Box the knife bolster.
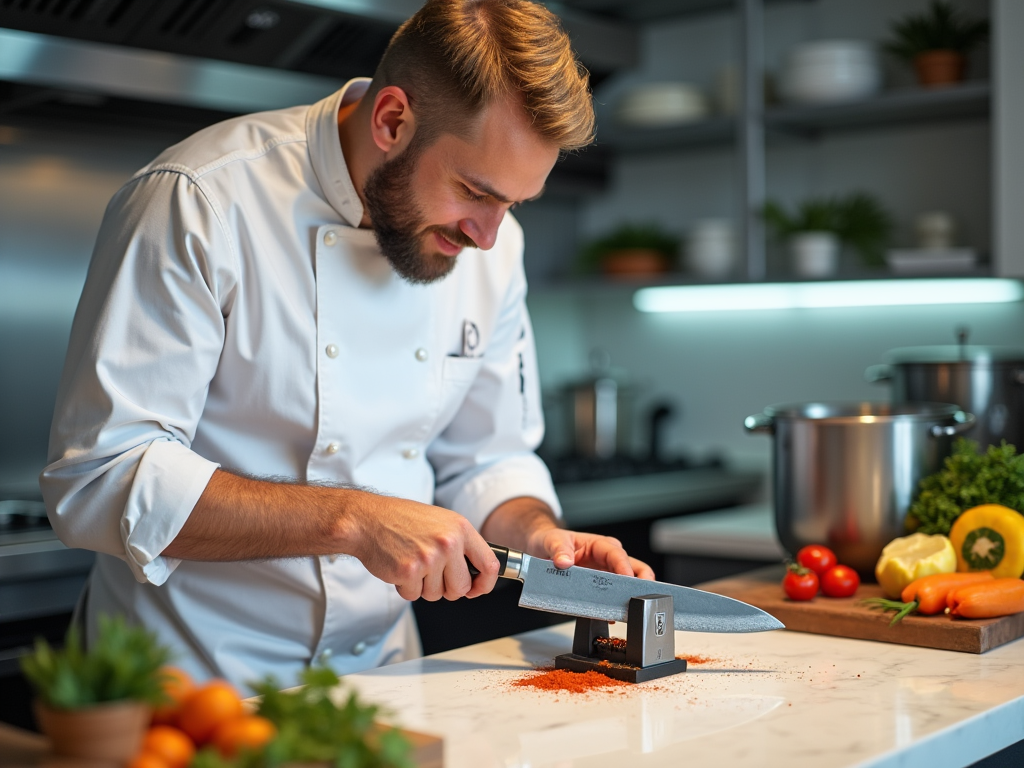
[555,595,688,683]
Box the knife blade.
[469,543,783,633]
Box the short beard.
[362,142,476,285]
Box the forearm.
[480,496,560,555]
[162,469,372,560]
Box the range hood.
[0,1,637,110]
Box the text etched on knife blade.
[545,567,571,577]
[591,575,612,590]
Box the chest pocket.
[433,356,484,434]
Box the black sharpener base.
[554,595,689,684]
[555,652,688,683]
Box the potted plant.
[21,614,172,761]
[885,1,989,88]
[762,193,893,278]
[577,223,680,279]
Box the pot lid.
[765,401,965,421]
[884,345,1024,364]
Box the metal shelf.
[598,82,991,154]
[597,116,735,152]
[766,81,991,138]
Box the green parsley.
[191,666,412,768]
[906,439,1024,535]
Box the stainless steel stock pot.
[867,345,1024,451]
[745,402,975,574]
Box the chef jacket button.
[326,442,340,454]
[415,348,428,362]
[323,230,337,247]
[318,649,332,663]
[326,343,339,359]
[351,641,367,656]
[402,448,419,459]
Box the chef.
[39,0,653,692]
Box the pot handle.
[744,413,774,435]
[930,411,976,438]
[865,364,893,384]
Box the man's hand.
[525,528,655,580]
[343,496,501,602]
[481,496,655,580]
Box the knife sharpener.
[555,594,688,683]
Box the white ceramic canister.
[686,218,736,277]
[789,231,840,277]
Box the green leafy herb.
[576,222,680,274]
[20,614,172,710]
[762,193,893,266]
[906,439,1024,535]
[885,1,989,61]
[191,666,412,768]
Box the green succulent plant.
[762,193,893,267]
[885,1,989,60]
[20,614,172,710]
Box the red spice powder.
[511,667,631,693]
[677,655,716,664]
[593,635,627,651]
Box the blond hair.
[368,0,595,152]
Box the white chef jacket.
[39,79,560,693]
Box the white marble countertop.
[651,503,787,561]
[343,619,1024,768]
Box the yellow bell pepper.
[949,504,1024,578]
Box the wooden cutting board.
[700,566,1024,654]
[0,721,442,768]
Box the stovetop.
[0,499,54,545]
[546,454,724,485]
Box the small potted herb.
[577,223,680,279]
[20,614,172,761]
[762,193,893,277]
[885,1,989,88]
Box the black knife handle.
[466,542,509,577]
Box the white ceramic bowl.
[616,82,709,127]
[779,40,881,105]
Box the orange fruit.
[127,752,171,768]
[140,726,196,768]
[152,667,196,726]
[211,715,277,758]
[177,681,244,745]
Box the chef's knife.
[468,543,784,633]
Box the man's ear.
[369,86,416,155]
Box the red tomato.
[783,564,819,601]
[796,544,838,576]
[821,565,860,597]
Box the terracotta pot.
[913,50,965,87]
[34,699,152,761]
[600,248,670,279]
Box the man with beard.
[41,0,653,691]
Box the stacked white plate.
[616,82,709,127]
[779,40,881,105]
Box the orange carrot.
[901,572,994,614]
[863,572,994,625]
[947,579,1024,619]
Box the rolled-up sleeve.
[40,169,234,585]
[428,235,560,531]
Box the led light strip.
[633,279,1024,313]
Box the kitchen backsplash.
[528,286,1024,470]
